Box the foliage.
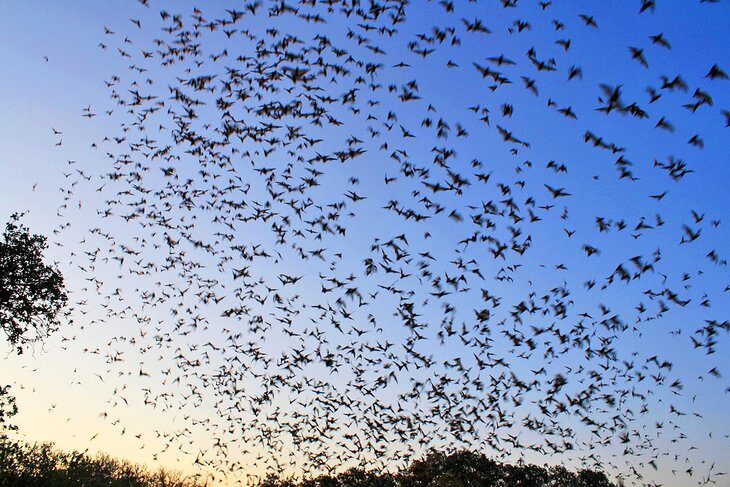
[0,213,67,436]
[0,212,67,354]
[0,438,204,487]
[0,439,616,487]
[262,450,615,487]
[0,385,17,440]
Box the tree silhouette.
[0,385,17,440]
[0,212,67,354]
[0,439,616,485]
[0,439,203,487]
[0,212,67,435]
[260,450,616,487]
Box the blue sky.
[1,1,730,485]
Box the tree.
[0,213,67,436]
[257,449,617,486]
[0,438,204,486]
[0,385,18,440]
[0,213,67,354]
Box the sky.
[1,0,730,485]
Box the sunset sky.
[1,1,729,485]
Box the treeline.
[0,438,203,487]
[263,450,616,487]
[0,439,616,487]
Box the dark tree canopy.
[261,450,616,487]
[0,438,203,487]
[0,213,67,354]
[0,439,617,487]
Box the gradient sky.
[1,1,730,486]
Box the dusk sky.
[1,1,729,485]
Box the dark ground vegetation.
[0,441,615,487]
